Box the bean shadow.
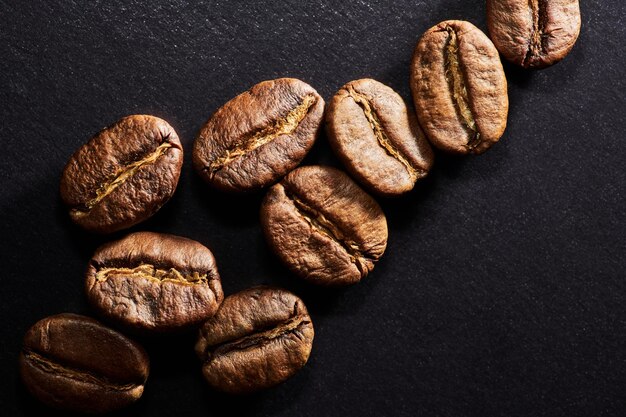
[300,127,343,169]
[189,169,266,229]
[502,60,536,90]
[196,364,312,416]
[137,331,199,378]
[54,194,108,260]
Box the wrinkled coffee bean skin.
[487,0,581,69]
[19,314,149,414]
[86,232,223,332]
[410,20,508,155]
[326,78,434,196]
[193,78,324,192]
[195,287,314,394]
[60,115,183,234]
[261,166,388,286]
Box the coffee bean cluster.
[20,1,581,413]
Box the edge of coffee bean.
[19,313,149,414]
[195,286,314,394]
[85,231,224,333]
[410,19,509,155]
[260,165,388,286]
[486,0,582,69]
[192,78,325,193]
[60,114,184,234]
[326,78,434,197]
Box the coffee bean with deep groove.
[195,286,314,394]
[85,232,223,333]
[260,165,388,286]
[410,20,509,155]
[19,314,149,414]
[487,0,581,69]
[60,115,183,234]
[326,78,434,196]
[192,78,325,192]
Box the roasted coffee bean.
[261,166,388,286]
[193,78,324,192]
[60,115,183,234]
[195,286,314,394]
[86,232,223,332]
[19,314,149,414]
[487,0,581,69]
[410,20,508,155]
[326,78,434,196]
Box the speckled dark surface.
[1,1,625,416]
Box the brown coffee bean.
[326,78,434,196]
[60,115,183,234]
[85,232,223,332]
[19,314,149,414]
[192,78,324,192]
[261,166,388,286]
[195,286,314,394]
[487,0,581,69]
[410,20,509,155]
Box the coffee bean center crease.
[201,310,310,362]
[95,264,209,285]
[444,26,481,149]
[23,350,141,391]
[205,95,317,178]
[346,87,421,181]
[283,186,373,276]
[524,0,548,65]
[72,141,175,215]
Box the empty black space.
[1,1,625,416]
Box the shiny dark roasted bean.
[195,287,314,394]
[261,166,388,286]
[19,314,149,414]
[85,232,223,332]
[60,115,183,234]
[410,20,508,155]
[192,78,325,192]
[326,78,434,197]
[487,0,581,69]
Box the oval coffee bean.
[261,165,388,286]
[326,78,434,196]
[410,20,508,155]
[487,0,581,69]
[20,314,149,414]
[60,115,183,234]
[86,232,223,332]
[193,78,324,192]
[195,286,314,394]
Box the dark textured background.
[1,1,625,416]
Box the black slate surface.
[1,1,625,416]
